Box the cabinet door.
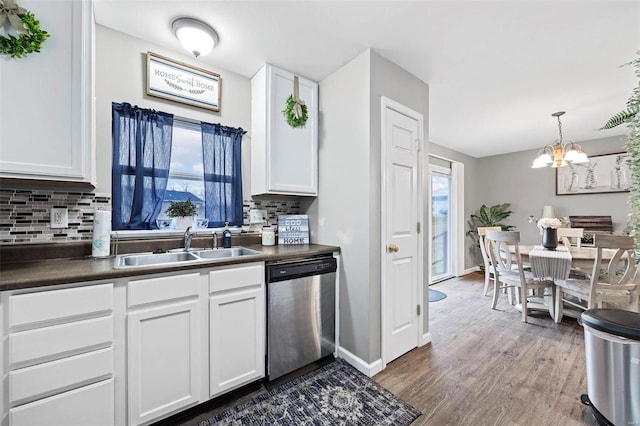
[251,64,318,196]
[127,300,201,425]
[267,66,318,195]
[0,0,93,183]
[210,286,264,397]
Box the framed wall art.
[556,152,629,195]
[146,52,221,111]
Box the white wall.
[309,49,429,365]
[307,50,372,362]
[95,25,251,194]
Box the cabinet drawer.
[128,273,201,308]
[9,378,114,426]
[9,316,113,367]
[209,263,264,293]
[9,347,113,405]
[9,283,114,328]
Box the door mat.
[429,288,447,302]
[197,358,421,425]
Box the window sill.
[111,227,246,240]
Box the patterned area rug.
[198,359,420,425]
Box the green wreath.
[0,5,50,59]
[283,94,309,128]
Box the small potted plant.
[166,198,198,229]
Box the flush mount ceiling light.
[531,111,589,168]
[171,17,218,58]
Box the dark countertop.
[0,243,340,291]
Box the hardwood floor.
[374,271,597,426]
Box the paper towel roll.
[92,210,112,257]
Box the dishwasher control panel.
[267,256,337,283]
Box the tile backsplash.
[0,188,302,244]
[0,189,111,244]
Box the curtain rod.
[173,114,247,134]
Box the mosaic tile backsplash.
[0,188,301,244]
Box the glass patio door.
[430,166,452,283]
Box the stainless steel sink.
[114,251,200,269]
[193,247,262,259]
[114,247,262,269]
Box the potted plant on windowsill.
[166,198,198,230]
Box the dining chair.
[557,227,590,278]
[554,234,638,323]
[485,230,556,323]
[557,227,584,248]
[478,226,502,296]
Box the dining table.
[514,244,620,272]
[509,244,623,321]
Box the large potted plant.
[166,198,198,230]
[601,52,640,258]
[466,203,515,264]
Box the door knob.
[387,244,399,253]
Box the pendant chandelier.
[531,111,589,168]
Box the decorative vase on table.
[542,227,558,250]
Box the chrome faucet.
[184,226,194,251]
[212,231,218,249]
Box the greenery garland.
[0,10,49,58]
[602,52,640,258]
[283,94,308,128]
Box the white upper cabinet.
[251,64,318,196]
[0,0,94,185]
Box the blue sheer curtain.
[201,123,245,227]
[112,102,174,230]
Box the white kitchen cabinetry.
[251,64,318,196]
[1,283,115,426]
[126,273,203,426]
[0,0,94,184]
[209,262,265,397]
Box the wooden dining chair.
[557,227,584,248]
[554,234,639,323]
[478,226,502,296]
[485,231,556,323]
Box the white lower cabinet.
[2,262,267,426]
[1,282,115,426]
[126,273,203,426]
[210,286,265,397]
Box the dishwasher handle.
[267,257,337,283]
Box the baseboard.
[461,266,480,275]
[421,331,432,346]
[337,346,383,377]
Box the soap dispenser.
[223,222,232,248]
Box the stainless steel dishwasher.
[266,255,337,381]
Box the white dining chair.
[557,227,584,248]
[485,230,556,323]
[478,226,502,296]
[554,234,639,323]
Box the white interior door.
[382,97,423,365]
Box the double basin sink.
[114,247,262,269]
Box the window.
[111,102,244,231]
[161,123,206,219]
[429,164,452,283]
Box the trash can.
[581,309,640,426]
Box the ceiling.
[93,1,639,158]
